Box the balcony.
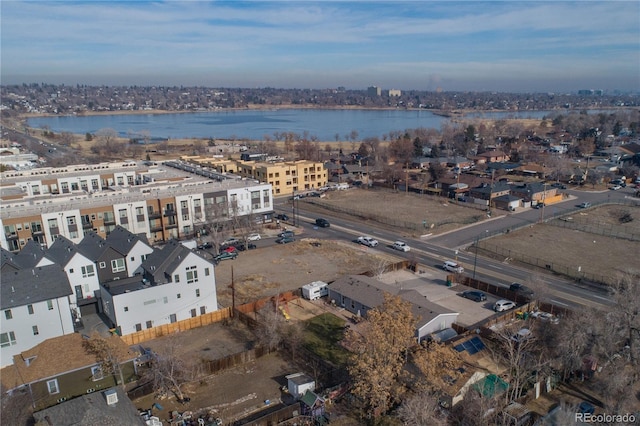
[165,223,178,229]
[163,209,176,217]
[5,233,18,241]
[82,220,93,229]
[103,217,116,225]
[150,225,163,232]
[148,211,161,219]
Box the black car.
[197,242,213,250]
[461,290,487,302]
[275,213,289,221]
[510,283,534,297]
[315,218,330,228]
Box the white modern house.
[0,264,74,367]
[100,240,218,335]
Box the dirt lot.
[213,238,395,307]
[480,205,640,282]
[302,188,489,235]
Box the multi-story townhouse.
[1,160,274,252]
[0,264,74,367]
[100,240,218,336]
[104,226,154,276]
[77,232,130,284]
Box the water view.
[28,109,555,142]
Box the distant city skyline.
[1,1,639,93]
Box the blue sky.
[1,1,639,93]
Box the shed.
[286,373,315,399]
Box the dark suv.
[315,218,330,228]
[510,283,534,298]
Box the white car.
[357,236,378,247]
[493,299,516,312]
[610,185,622,191]
[443,260,464,273]
[391,241,410,252]
[247,233,261,241]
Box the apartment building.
[185,157,328,196]
[0,160,274,252]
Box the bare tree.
[82,333,126,387]
[255,301,287,350]
[345,293,416,418]
[397,391,446,426]
[146,336,194,402]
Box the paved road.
[275,187,639,310]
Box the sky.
[1,1,639,93]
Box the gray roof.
[77,231,115,261]
[33,387,146,426]
[329,275,456,329]
[1,264,72,310]
[105,225,150,255]
[142,240,210,284]
[471,181,511,195]
[0,247,20,271]
[46,235,84,266]
[11,240,47,269]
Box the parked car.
[222,246,237,253]
[214,251,238,263]
[510,283,534,297]
[391,241,410,252]
[530,311,559,324]
[578,202,592,208]
[221,237,239,246]
[276,236,295,244]
[461,290,486,302]
[533,203,544,209]
[197,242,213,250]
[610,185,622,191]
[443,260,464,273]
[278,230,294,238]
[275,214,289,221]
[357,236,379,247]
[551,182,567,189]
[247,233,261,241]
[577,401,595,415]
[315,218,330,228]
[494,299,516,312]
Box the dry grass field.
[303,188,489,235]
[478,205,640,283]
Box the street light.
[472,230,489,280]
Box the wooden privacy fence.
[201,345,275,375]
[120,307,232,345]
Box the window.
[135,323,142,332]
[130,256,134,261]
[124,307,129,312]
[66,216,76,226]
[196,289,200,297]
[27,304,34,315]
[111,258,126,273]
[186,270,198,284]
[174,274,180,283]
[146,321,153,329]
[170,314,177,323]
[69,268,75,274]
[32,326,39,336]
[47,379,59,395]
[205,268,210,276]
[163,297,168,304]
[177,293,181,299]
[191,309,197,318]
[119,209,127,218]
[0,331,16,348]
[200,306,206,315]
[91,366,103,381]
[81,265,95,278]
[47,300,54,310]
[99,261,106,269]
[4,310,12,320]
[135,206,144,216]
[48,218,58,229]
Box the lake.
[28,109,554,142]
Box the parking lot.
[377,270,502,327]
